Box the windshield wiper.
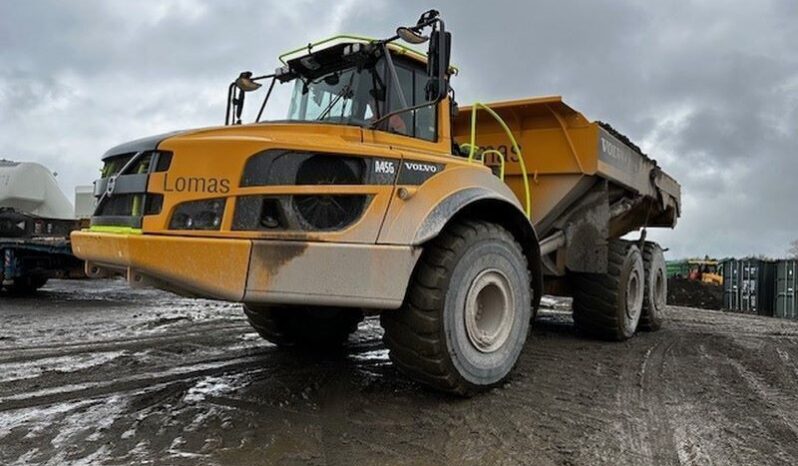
[317,71,357,121]
[316,84,353,121]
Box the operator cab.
[282,44,437,141]
[224,10,453,146]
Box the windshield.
[241,52,432,138]
[285,63,385,126]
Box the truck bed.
[452,96,681,239]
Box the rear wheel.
[571,240,644,341]
[380,220,532,396]
[243,305,363,348]
[640,242,666,331]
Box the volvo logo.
[403,162,438,173]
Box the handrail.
[481,150,506,180]
[467,103,532,218]
[462,144,506,181]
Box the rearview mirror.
[397,27,429,44]
[235,71,262,92]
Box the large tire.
[6,275,48,296]
[242,305,363,348]
[380,220,532,396]
[640,242,666,331]
[571,240,644,341]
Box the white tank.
[0,160,75,220]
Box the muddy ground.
[1,280,798,465]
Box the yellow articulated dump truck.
[72,10,680,395]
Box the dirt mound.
[668,278,723,310]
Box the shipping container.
[721,258,776,316]
[775,260,798,320]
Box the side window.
[386,60,437,141]
[414,72,436,141]
[388,65,414,136]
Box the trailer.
[0,161,87,295]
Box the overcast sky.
[1,0,796,259]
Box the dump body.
[453,97,680,240]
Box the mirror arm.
[250,73,275,81]
[225,72,277,125]
[255,76,278,122]
[234,88,245,124]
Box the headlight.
[169,199,226,230]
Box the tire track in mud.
[0,321,251,363]
[629,335,679,465]
[0,353,272,412]
[662,316,798,465]
[0,332,388,413]
[4,282,798,465]
[710,336,798,461]
[493,316,640,464]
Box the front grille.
[93,193,163,217]
[96,194,137,217]
[92,151,172,227]
[101,151,172,178]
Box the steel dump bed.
[453,96,681,239]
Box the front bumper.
[71,231,420,309]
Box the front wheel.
[381,220,532,396]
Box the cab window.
[386,59,437,142]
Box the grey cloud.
[1,0,796,258]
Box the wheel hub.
[464,269,515,353]
[626,266,644,320]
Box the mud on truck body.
[72,10,680,395]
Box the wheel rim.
[464,269,515,353]
[626,266,644,320]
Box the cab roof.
[279,35,458,75]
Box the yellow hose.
[467,103,531,218]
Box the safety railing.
[466,103,532,218]
[460,144,507,182]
